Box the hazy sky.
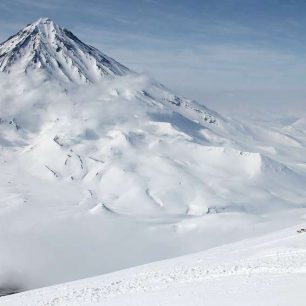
[0,0,305,115]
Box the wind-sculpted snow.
[0,19,306,294]
[0,71,306,292]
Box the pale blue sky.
[1,0,305,115]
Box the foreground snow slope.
[1,224,306,306]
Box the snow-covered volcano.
[0,18,220,126]
[0,18,129,83]
[0,18,306,296]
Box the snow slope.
[1,225,306,305]
[0,18,306,295]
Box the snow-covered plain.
[0,18,306,303]
[1,225,306,305]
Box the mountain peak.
[35,17,53,24]
[24,17,59,40]
[0,18,129,83]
